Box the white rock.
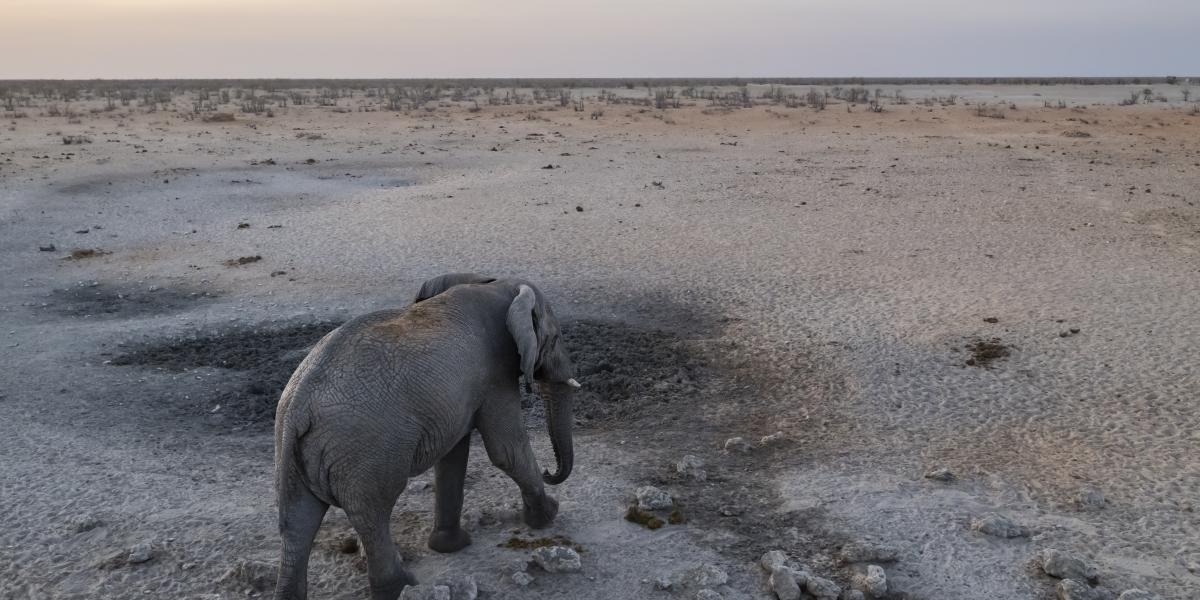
[760,431,786,445]
[724,437,752,453]
[670,563,729,589]
[532,546,582,573]
[852,565,887,598]
[636,485,675,511]
[127,543,153,564]
[432,573,478,600]
[970,513,1029,538]
[1040,549,1098,583]
[923,467,955,482]
[769,566,801,600]
[676,455,707,481]
[761,550,790,572]
[511,572,534,586]
[803,574,842,600]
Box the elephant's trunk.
[541,383,574,485]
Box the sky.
[1,0,1196,79]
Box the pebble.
[761,550,790,572]
[924,467,955,482]
[769,566,801,600]
[511,572,534,586]
[532,546,582,573]
[68,513,103,533]
[432,573,478,600]
[1039,549,1098,583]
[852,565,887,598]
[1057,578,1111,600]
[636,485,675,511]
[667,563,729,590]
[695,590,723,600]
[803,574,842,600]
[1077,487,1106,511]
[970,513,1029,538]
[127,542,153,564]
[1116,590,1156,600]
[676,455,707,481]
[760,431,786,446]
[724,437,752,453]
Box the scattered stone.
[803,574,842,600]
[432,573,478,600]
[769,566,802,600]
[924,467,955,482]
[531,546,581,573]
[971,513,1029,538]
[983,317,999,323]
[1116,590,1155,600]
[718,505,742,517]
[1057,578,1112,600]
[673,563,729,589]
[636,485,675,511]
[724,437,752,453]
[1077,487,1106,510]
[399,584,451,600]
[761,550,790,572]
[237,222,250,229]
[676,455,707,481]
[127,542,153,564]
[760,431,786,446]
[837,542,899,564]
[68,513,103,533]
[695,590,723,600]
[574,205,583,211]
[852,565,887,598]
[511,572,534,586]
[1039,549,1098,583]
[219,559,276,592]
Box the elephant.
[272,273,580,600]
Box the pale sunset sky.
[1,0,1196,79]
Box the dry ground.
[1,87,1198,599]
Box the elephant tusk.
[566,378,582,388]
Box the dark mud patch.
[42,282,219,319]
[965,338,1011,368]
[498,534,584,553]
[110,321,341,422]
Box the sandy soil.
[1,86,1198,600]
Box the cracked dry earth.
[1,88,1199,599]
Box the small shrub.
[203,113,236,122]
[62,135,92,145]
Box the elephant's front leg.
[478,401,559,529]
[427,434,473,553]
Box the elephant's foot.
[427,527,472,553]
[523,494,559,529]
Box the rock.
[1057,579,1113,600]
[1077,487,1106,510]
[841,591,866,600]
[804,574,842,600]
[769,566,802,600]
[676,455,707,481]
[760,431,786,446]
[924,467,955,482]
[837,542,899,564]
[970,513,1029,538]
[761,550,790,572]
[68,513,103,533]
[127,543,153,564]
[432,573,478,600]
[409,480,431,491]
[695,590,723,600]
[399,585,451,600]
[670,563,729,589]
[219,559,276,592]
[1116,590,1156,600]
[511,572,534,586]
[852,565,887,598]
[532,546,581,573]
[1039,549,1098,583]
[636,485,675,511]
[724,437,752,453]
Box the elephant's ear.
[506,284,539,389]
[414,272,496,303]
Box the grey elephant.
[272,273,580,600]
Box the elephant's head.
[414,273,579,485]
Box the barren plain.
[1,83,1198,599]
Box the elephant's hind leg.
[274,482,329,600]
[428,433,473,553]
[343,483,416,600]
[477,402,559,529]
